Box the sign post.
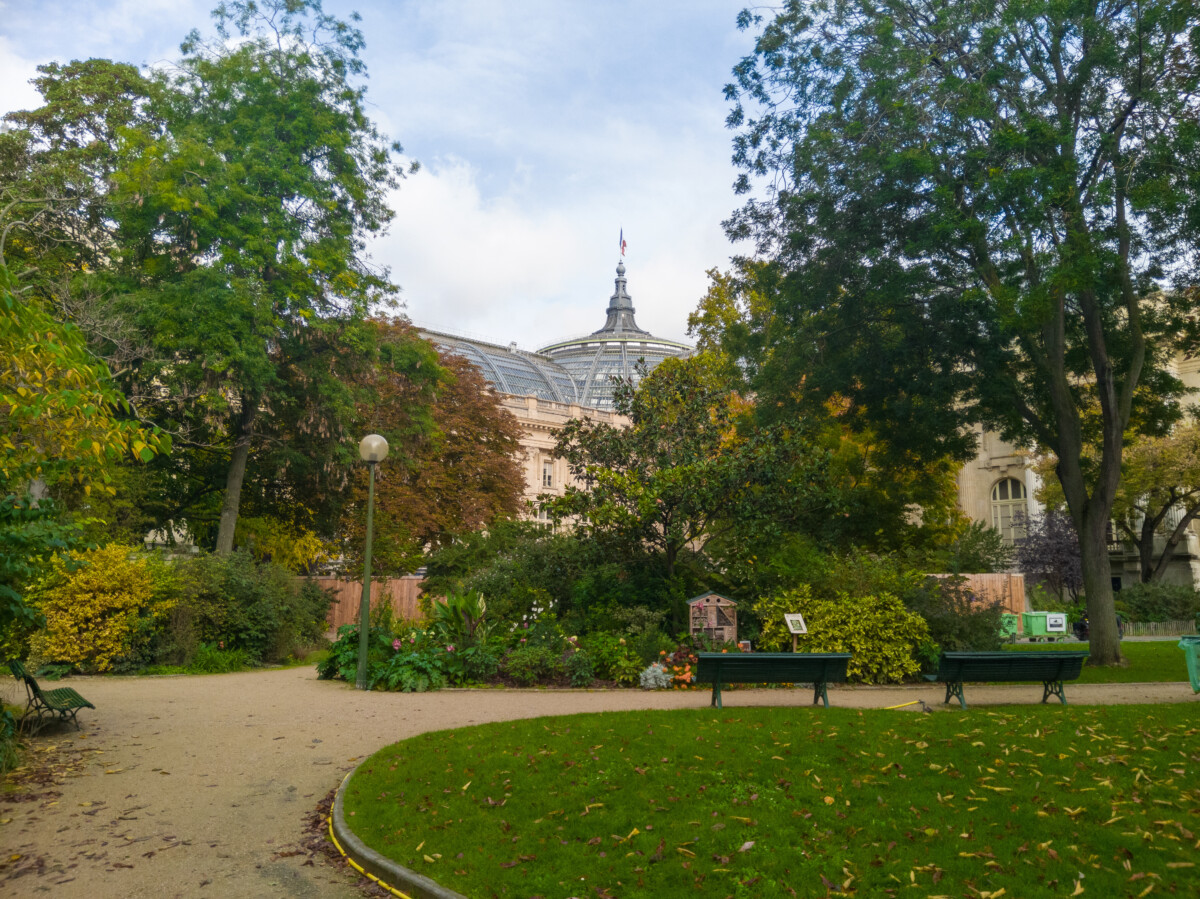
[784,613,808,653]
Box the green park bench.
[925,651,1089,709]
[693,652,853,709]
[7,660,95,732]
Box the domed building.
[536,261,692,411]
[420,260,692,515]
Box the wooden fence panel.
[315,575,426,634]
[930,572,1028,631]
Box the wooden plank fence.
[316,575,425,635]
[1121,619,1198,637]
[930,572,1028,630]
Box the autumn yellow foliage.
[29,545,175,672]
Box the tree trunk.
[215,398,258,555]
[1079,512,1122,665]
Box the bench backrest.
[937,651,1087,682]
[695,652,852,684]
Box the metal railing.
[1121,619,1198,637]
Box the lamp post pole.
[356,434,388,691]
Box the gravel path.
[2,668,1196,898]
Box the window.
[542,460,554,488]
[991,477,1028,545]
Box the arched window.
[991,477,1028,545]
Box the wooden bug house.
[688,593,738,645]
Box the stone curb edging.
[332,764,468,899]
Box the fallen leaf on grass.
[738,841,754,853]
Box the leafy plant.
[754,588,930,684]
[565,649,594,687]
[189,642,254,673]
[28,544,174,672]
[501,644,561,686]
[612,650,644,686]
[317,624,394,682]
[429,590,490,650]
[374,650,447,693]
[1116,583,1200,623]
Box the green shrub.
[753,588,930,684]
[565,649,594,686]
[189,642,254,673]
[612,650,643,686]
[579,632,626,679]
[172,552,332,664]
[904,576,1004,653]
[317,624,394,682]
[1116,583,1200,623]
[501,644,561,685]
[374,650,447,693]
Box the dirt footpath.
[2,668,1196,899]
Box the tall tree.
[339,323,525,575]
[112,0,410,553]
[547,353,831,628]
[722,0,1200,663]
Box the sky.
[0,0,759,350]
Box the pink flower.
[392,639,402,650]
[446,644,455,653]
[218,641,225,650]
[410,635,416,643]
[520,638,526,644]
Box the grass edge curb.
[332,764,468,899]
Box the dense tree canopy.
[1,0,432,555]
[719,0,1200,663]
[547,353,833,628]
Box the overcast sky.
[0,0,757,349]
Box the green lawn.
[343,706,1199,898]
[1004,640,1190,683]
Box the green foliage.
[922,521,1014,575]
[188,642,254,674]
[501,644,562,686]
[373,650,447,693]
[28,544,174,672]
[548,353,833,628]
[902,577,1004,654]
[0,708,17,775]
[173,552,332,664]
[1115,583,1200,624]
[317,624,394,682]
[754,589,930,684]
[721,0,1200,665]
[565,649,594,687]
[428,590,490,651]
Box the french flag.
[619,228,627,256]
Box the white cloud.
[0,36,45,116]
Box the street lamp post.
[356,433,389,690]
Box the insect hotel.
[688,593,738,645]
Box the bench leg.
[943,680,967,709]
[711,678,722,709]
[812,680,829,708]
[1042,680,1067,705]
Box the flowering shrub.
[663,648,698,689]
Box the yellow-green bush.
[29,545,175,672]
[753,587,930,684]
